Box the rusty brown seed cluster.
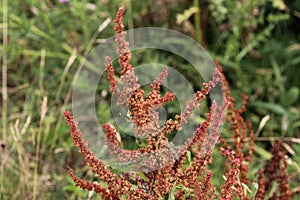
[64,7,292,200]
[255,139,292,200]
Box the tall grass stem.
[33,49,47,200]
[1,0,8,198]
[193,0,202,45]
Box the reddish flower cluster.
[219,148,243,199]
[64,7,293,200]
[64,111,151,199]
[217,61,255,188]
[255,138,292,200]
[64,7,227,199]
[113,7,133,75]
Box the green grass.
[1,1,122,199]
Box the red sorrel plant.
[64,7,292,200]
[255,138,292,200]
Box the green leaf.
[136,172,148,181]
[254,144,272,160]
[286,87,299,106]
[251,101,286,115]
[237,24,274,60]
[62,185,76,192]
[292,120,300,129]
[267,13,289,23]
[270,56,285,94]
[168,186,176,200]
[187,151,191,164]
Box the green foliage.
[208,0,290,73]
[1,0,299,199]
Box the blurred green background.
[1,0,299,199]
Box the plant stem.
[1,0,8,198]
[33,50,47,200]
[224,136,300,144]
[39,49,46,95]
[193,0,202,45]
[124,0,134,45]
[2,0,8,145]
[33,97,47,200]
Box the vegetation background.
[0,0,299,199]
